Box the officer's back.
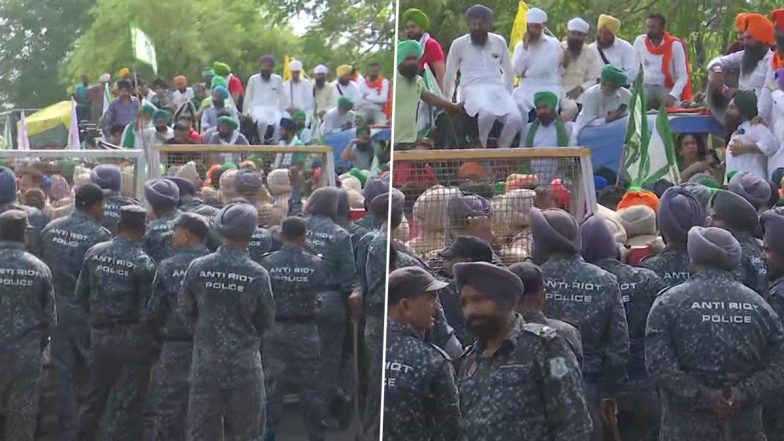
[142,179,182,263]
[305,187,355,290]
[91,163,140,235]
[0,166,50,256]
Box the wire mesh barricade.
[392,148,596,268]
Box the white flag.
[17,111,30,151]
[102,82,111,116]
[67,100,81,149]
[130,25,157,74]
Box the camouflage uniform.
[646,270,784,441]
[177,245,275,441]
[40,210,111,441]
[143,209,181,264]
[383,319,461,441]
[0,240,56,441]
[764,276,784,441]
[305,215,355,416]
[596,257,667,441]
[249,226,275,264]
[520,309,583,367]
[145,245,210,441]
[457,315,592,441]
[101,193,140,235]
[540,255,629,440]
[0,202,49,256]
[260,245,325,441]
[75,236,157,441]
[735,232,768,296]
[436,275,471,346]
[638,246,692,289]
[180,197,219,220]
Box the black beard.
[219,132,231,140]
[567,39,583,56]
[742,44,768,75]
[355,141,372,152]
[261,72,271,80]
[598,34,615,49]
[399,64,418,79]
[470,31,488,46]
[538,114,555,125]
[338,79,350,86]
[408,31,423,41]
[647,32,663,42]
[315,79,326,87]
[466,315,505,340]
[369,74,378,81]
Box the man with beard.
[561,18,601,104]
[759,9,784,125]
[633,14,692,107]
[244,55,285,143]
[444,4,523,148]
[725,90,777,180]
[403,8,446,91]
[521,91,574,147]
[341,125,377,171]
[320,97,356,134]
[762,207,784,441]
[512,8,563,119]
[333,64,360,108]
[356,62,390,124]
[281,59,314,126]
[588,14,637,83]
[205,115,250,146]
[395,40,461,150]
[200,86,239,134]
[572,66,630,141]
[708,13,774,100]
[455,261,592,441]
[312,65,334,119]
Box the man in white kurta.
[632,14,689,106]
[281,59,315,127]
[512,8,563,118]
[726,91,778,180]
[520,92,575,147]
[313,65,335,118]
[561,18,602,103]
[571,65,631,144]
[356,62,390,124]
[321,97,356,134]
[444,4,523,148]
[588,15,638,83]
[244,55,285,143]
[766,87,784,177]
[333,65,361,109]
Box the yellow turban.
[597,14,621,34]
[336,64,352,78]
[118,67,130,79]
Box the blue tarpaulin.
[577,114,724,172]
[323,127,391,169]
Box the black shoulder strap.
[598,46,611,65]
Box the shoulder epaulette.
[429,342,453,361]
[522,322,558,341]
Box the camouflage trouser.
[76,326,152,441]
[262,321,323,441]
[585,381,606,441]
[363,314,384,441]
[763,396,784,441]
[51,311,90,441]
[616,382,660,441]
[316,290,347,412]
[186,371,266,441]
[0,344,42,441]
[148,341,192,441]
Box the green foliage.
[399,0,784,90]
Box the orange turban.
[457,162,489,180]
[173,75,188,88]
[772,8,784,32]
[745,13,775,46]
[735,13,750,32]
[617,188,660,213]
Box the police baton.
[352,319,363,441]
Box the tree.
[0,0,96,108]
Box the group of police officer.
[384,179,784,441]
[0,163,392,441]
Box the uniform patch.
[549,357,568,379]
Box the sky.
[290,11,312,36]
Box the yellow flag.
[509,1,528,54]
[283,55,291,81]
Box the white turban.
[99,73,111,83]
[313,64,328,75]
[289,59,303,72]
[567,17,590,34]
[526,7,547,24]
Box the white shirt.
[632,35,689,99]
[767,90,784,177]
[444,33,515,100]
[521,119,574,147]
[356,77,390,112]
[726,120,777,180]
[757,62,779,125]
[171,87,194,109]
[321,108,356,134]
[561,41,602,93]
[512,36,563,88]
[572,84,632,141]
[588,38,638,81]
[244,73,285,113]
[282,78,315,114]
[708,50,772,97]
[333,81,360,108]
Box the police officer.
[455,261,592,441]
[233,170,275,262]
[0,210,56,441]
[384,266,460,441]
[581,215,667,441]
[353,177,388,238]
[0,166,49,256]
[146,213,211,441]
[260,217,325,441]
[40,183,111,441]
[509,261,583,366]
[645,226,784,440]
[75,205,157,441]
[143,178,181,263]
[164,176,219,220]
[90,164,140,234]
[304,187,356,421]
[762,207,784,441]
[178,202,275,441]
[710,190,768,295]
[530,207,629,441]
[436,235,494,345]
[640,186,707,288]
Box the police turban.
[658,186,707,245]
[710,190,759,233]
[90,164,122,192]
[144,178,180,210]
[454,262,523,310]
[688,226,741,271]
[761,207,784,258]
[216,202,258,241]
[0,167,16,204]
[164,176,195,197]
[728,171,771,210]
[580,215,620,263]
[531,208,582,256]
[306,187,339,220]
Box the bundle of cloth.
[407,185,461,255]
[491,189,536,262]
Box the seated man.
[572,65,631,143]
[165,123,197,145]
[205,115,249,146]
[521,91,574,147]
[321,97,356,134]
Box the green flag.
[642,103,680,186]
[130,25,157,74]
[623,72,649,185]
[416,63,441,140]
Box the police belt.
[365,303,385,317]
[91,318,139,329]
[276,315,316,323]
